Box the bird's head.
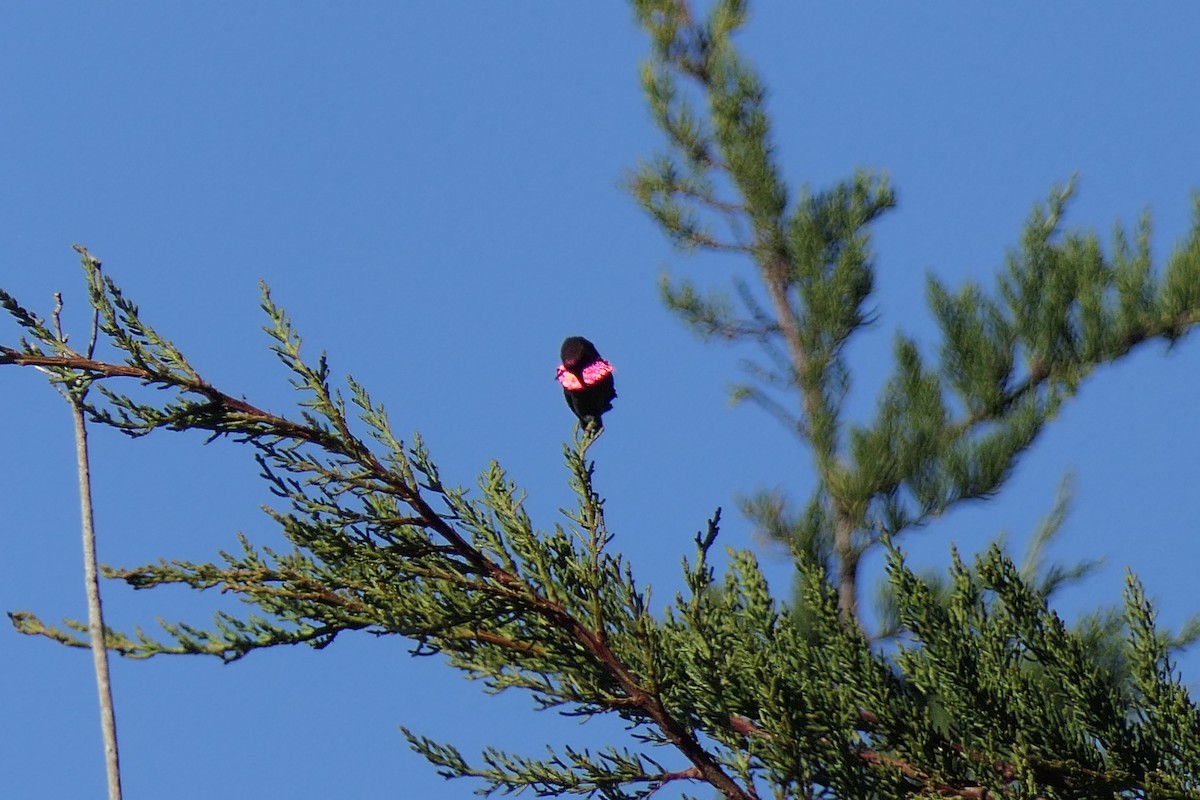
[560,336,600,371]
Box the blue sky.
[3,3,1199,797]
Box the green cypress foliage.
[6,1,1200,797]
[629,0,1200,633]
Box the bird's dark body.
[559,336,617,429]
[564,371,616,423]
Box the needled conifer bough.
[5,0,1200,797]
[629,0,1200,631]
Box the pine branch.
[630,1,898,627]
[3,259,761,800]
[8,264,1200,796]
[632,0,1200,636]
